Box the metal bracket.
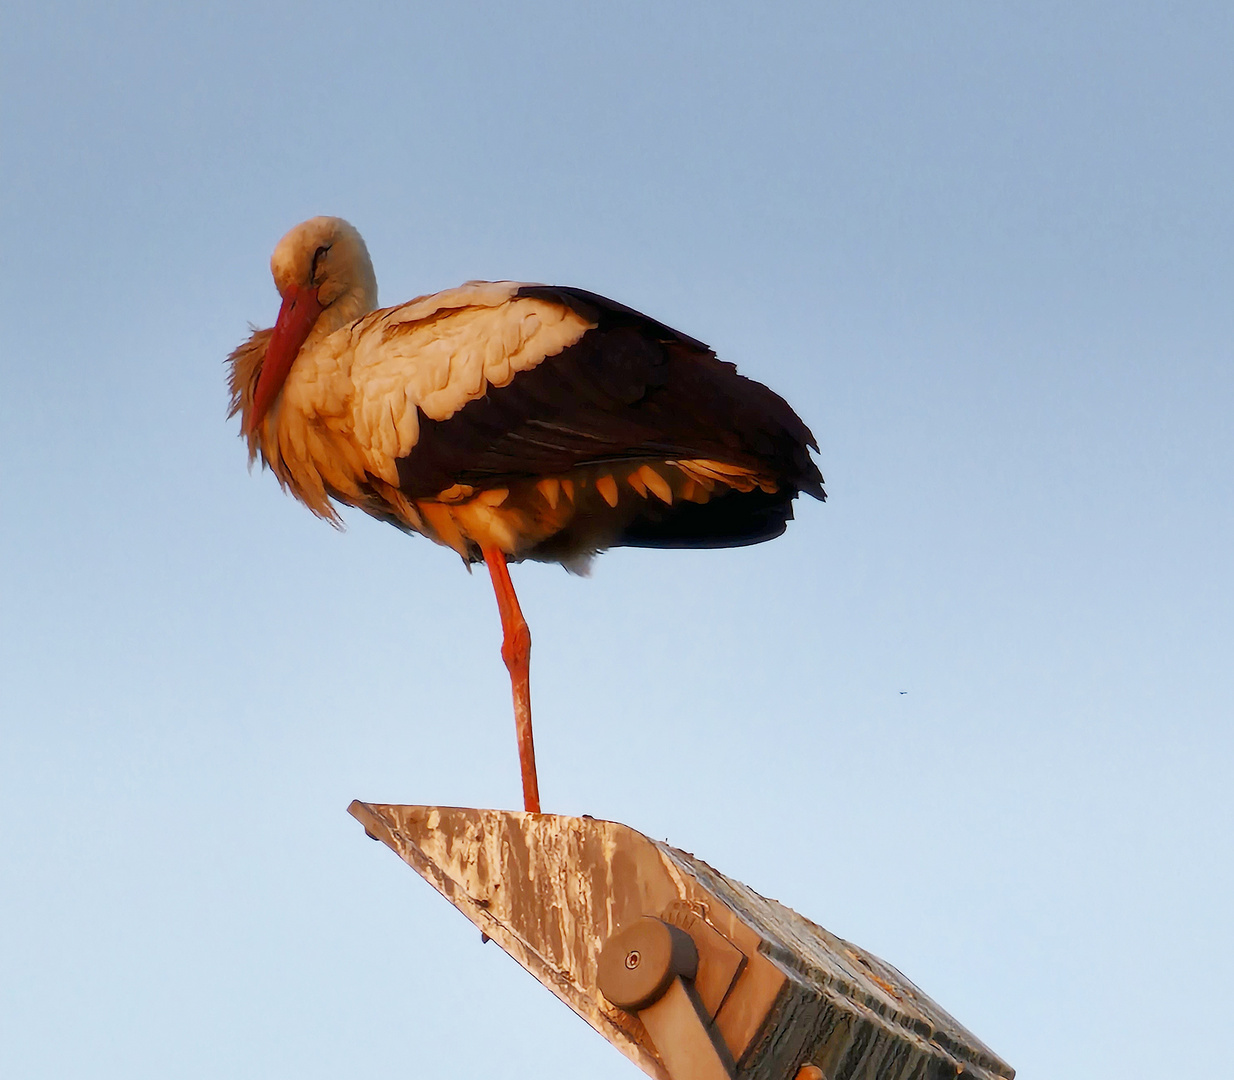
[598,917,735,1080]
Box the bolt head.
[624,949,641,969]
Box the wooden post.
[349,802,1014,1080]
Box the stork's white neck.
[307,279,377,345]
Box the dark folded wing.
[396,284,824,495]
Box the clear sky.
[2,3,1231,1078]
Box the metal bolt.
[624,949,641,969]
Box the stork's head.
[247,216,379,433]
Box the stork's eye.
[311,244,331,280]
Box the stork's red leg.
[481,545,541,813]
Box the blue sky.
[2,3,1231,1077]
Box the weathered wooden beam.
[349,802,1014,1080]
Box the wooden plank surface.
[349,802,1014,1080]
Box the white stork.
[228,216,825,812]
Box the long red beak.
[247,283,325,433]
